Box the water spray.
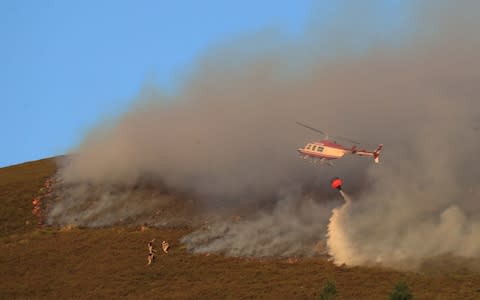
[327,176,355,265]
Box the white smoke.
[182,190,339,257]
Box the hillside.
[1,157,479,299]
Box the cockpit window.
[317,146,324,152]
[311,145,317,151]
[306,144,311,150]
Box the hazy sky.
[1,0,410,167]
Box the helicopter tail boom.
[353,144,383,163]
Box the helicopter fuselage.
[297,140,351,160]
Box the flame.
[31,177,56,225]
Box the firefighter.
[147,239,156,265]
[162,240,170,254]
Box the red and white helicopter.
[296,122,383,165]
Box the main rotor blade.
[330,135,362,145]
[295,121,326,136]
[296,121,369,145]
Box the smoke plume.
[48,1,480,268]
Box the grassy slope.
[0,158,57,236]
[0,158,479,299]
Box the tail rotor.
[373,144,383,163]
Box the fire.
[31,177,56,225]
[286,257,299,264]
[31,197,41,222]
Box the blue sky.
[1,0,411,167]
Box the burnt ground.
[1,158,480,299]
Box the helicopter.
[296,121,383,165]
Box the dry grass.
[1,157,479,299]
[0,158,57,236]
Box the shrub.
[389,280,414,300]
[319,279,337,300]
